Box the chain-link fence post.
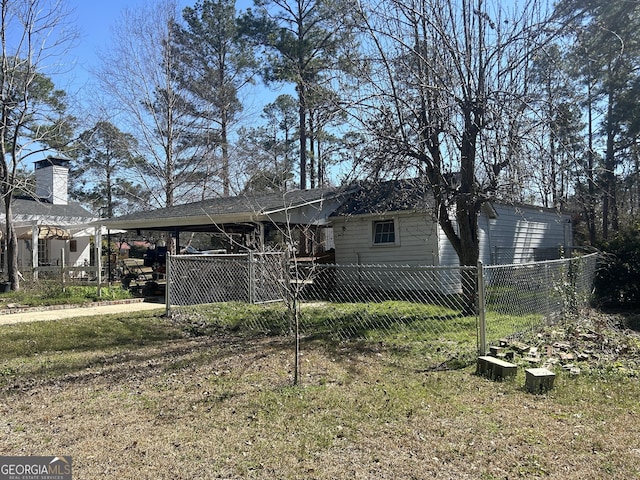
[248,251,255,304]
[477,261,487,356]
[567,255,577,314]
[165,253,172,316]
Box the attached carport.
[93,187,355,281]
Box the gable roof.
[330,178,569,221]
[5,197,97,226]
[99,187,354,232]
[331,178,433,217]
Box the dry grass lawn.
[1,310,639,479]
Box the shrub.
[594,223,640,309]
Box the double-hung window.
[373,219,396,245]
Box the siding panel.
[488,204,571,264]
[330,201,572,294]
[332,213,439,266]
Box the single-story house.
[100,178,572,268]
[1,156,99,276]
[325,178,572,296]
[99,178,573,298]
[330,178,572,267]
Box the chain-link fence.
[481,253,599,350]
[166,253,599,364]
[166,252,285,305]
[22,266,100,285]
[297,264,477,345]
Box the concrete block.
[477,356,517,381]
[525,367,556,394]
[489,345,503,356]
[511,341,530,353]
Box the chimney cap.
[34,155,71,170]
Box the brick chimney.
[34,155,70,205]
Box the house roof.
[330,178,433,217]
[329,178,570,221]
[98,177,563,235]
[99,187,353,232]
[6,197,97,226]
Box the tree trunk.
[456,106,481,314]
[221,94,231,196]
[4,200,20,291]
[586,81,597,245]
[308,113,316,189]
[603,88,617,240]
[456,195,480,315]
[298,84,307,190]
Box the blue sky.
[72,1,129,54]
[64,0,190,96]
[63,0,275,122]
[67,1,132,83]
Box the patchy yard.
[0,309,639,479]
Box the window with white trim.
[373,219,396,245]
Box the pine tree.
[172,0,257,196]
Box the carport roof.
[97,187,352,232]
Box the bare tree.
[347,0,556,311]
[93,0,209,210]
[0,0,77,290]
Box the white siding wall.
[48,239,67,265]
[332,212,439,266]
[35,165,68,205]
[438,225,459,267]
[488,204,571,264]
[330,202,572,294]
[478,211,493,265]
[48,238,92,266]
[332,213,444,293]
[436,211,491,266]
[437,204,571,266]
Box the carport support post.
[32,223,39,281]
[96,226,102,298]
[477,261,487,356]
